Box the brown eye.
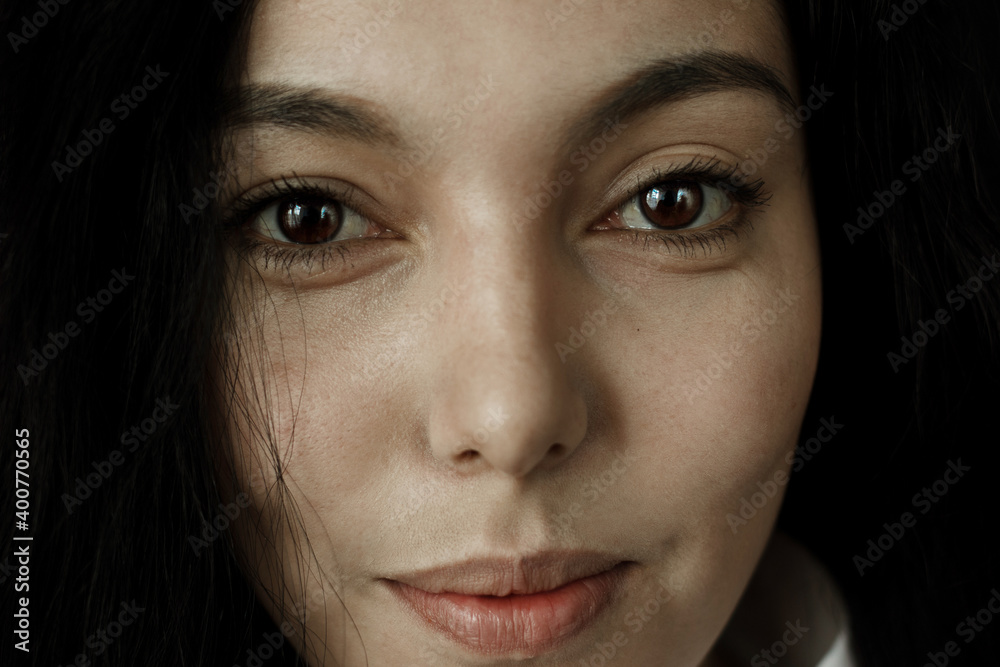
[639,182,704,229]
[277,197,343,244]
[249,187,373,247]
[620,178,733,232]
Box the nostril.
[457,450,480,462]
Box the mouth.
[383,552,636,656]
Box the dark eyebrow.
[221,83,405,148]
[222,50,795,156]
[562,50,797,151]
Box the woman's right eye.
[252,195,375,245]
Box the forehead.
[242,0,795,123]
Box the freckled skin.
[218,1,821,665]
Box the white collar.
[716,532,858,667]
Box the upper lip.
[385,551,627,596]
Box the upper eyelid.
[604,161,767,227]
[242,176,364,211]
[612,157,738,207]
[224,176,373,230]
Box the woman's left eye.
[617,180,733,231]
[252,196,374,245]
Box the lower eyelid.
[612,201,758,257]
[239,235,357,274]
[627,225,744,257]
[237,227,412,279]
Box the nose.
[423,227,588,478]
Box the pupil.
[641,182,703,229]
[279,198,342,244]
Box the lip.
[384,552,635,656]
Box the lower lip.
[387,562,633,656]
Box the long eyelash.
[220,173,366,231]
[221,173,368,273]
[222,157,772,271]
[613,156,772,258]
[231,236,355,274]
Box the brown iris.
[640,182,703,229]
[277,197,342,244]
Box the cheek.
[584,258,820,646]
[605,258,821,536]
[222,286,410,571]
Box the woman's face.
[220,0,821,664]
